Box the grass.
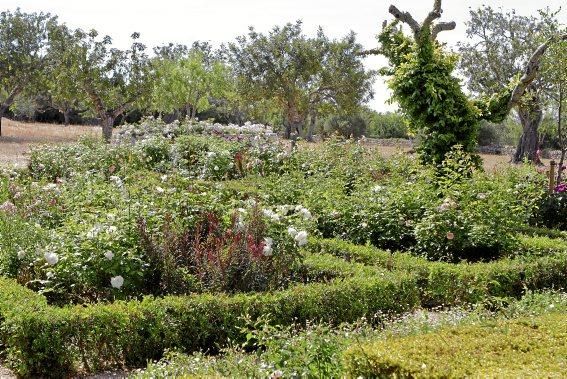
[0,118,101,167]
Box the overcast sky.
[3,0,566,112]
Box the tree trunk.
[557,84,564,184]
[101,115,115,143]
[306,109,317,142]
[63,108,72,127]
[0,107,6,137]
[512,103,543,164]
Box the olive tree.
[0,9,57,135]
[458,6,564,163]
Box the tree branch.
[508,34,567,110]
[388,5,420,37]
[422,0,443,30]
[357,48,382,56]
[431,21,456,39]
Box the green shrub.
[0,271,418,377]
[344,313,567,378]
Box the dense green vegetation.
[0,1,566,377]
[0,118,565,376]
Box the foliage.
[458,6,564,162]
[344,313,567,378]
[227,21,374,138]
[322,114,367,138]
[151,50,232,120]
[360,107,409,138]
[0,9,57,133]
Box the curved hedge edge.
[343,312,567,378]
[309,238,567,306]
[0,272,419,377]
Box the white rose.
[44,252,59,266]
[110,275,124,289]
[287,227,298,237]
[294,231,308,246]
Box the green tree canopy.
[72,29,152,141]
[226,21,374,139]
[0,9,57,135]
[151,49,232,120]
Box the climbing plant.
[364,0,566,167]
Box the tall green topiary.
[364,0,566,166]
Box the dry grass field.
[0,118,101,167]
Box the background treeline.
[0,8,564,148]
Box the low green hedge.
[311,238,567,306]
[1,237,566,377]
[0,271,418,377]
[344,313,567,377]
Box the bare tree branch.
[423,0,443,30]
[509,34,567,109]
[432,21,456,39]
[388,5,420,37]
[357,48,382,56]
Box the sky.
[3,0,566,112]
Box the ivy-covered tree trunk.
[513,102,543,164]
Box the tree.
[43,23,88,126]
[72,30,151,141]
[542,36,567,181]
[458,6,564,163]
[151,49,232,120]
[363,0,566,166]
[227,21,374,139]
[0,9,57,136]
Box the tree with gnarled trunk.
[0,9,57,136]
[458,7,565,164]
[363,0,566,166]
[73,30,151,142]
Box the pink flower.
[446,232,455,240]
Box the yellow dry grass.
[0,118,101,167]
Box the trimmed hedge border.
[311,238,567,306]
[344,313,567,377]
[0,271,418,377]
[0,237,565,377]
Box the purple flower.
[554,183,567,193]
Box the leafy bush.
[344,313,567,378]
